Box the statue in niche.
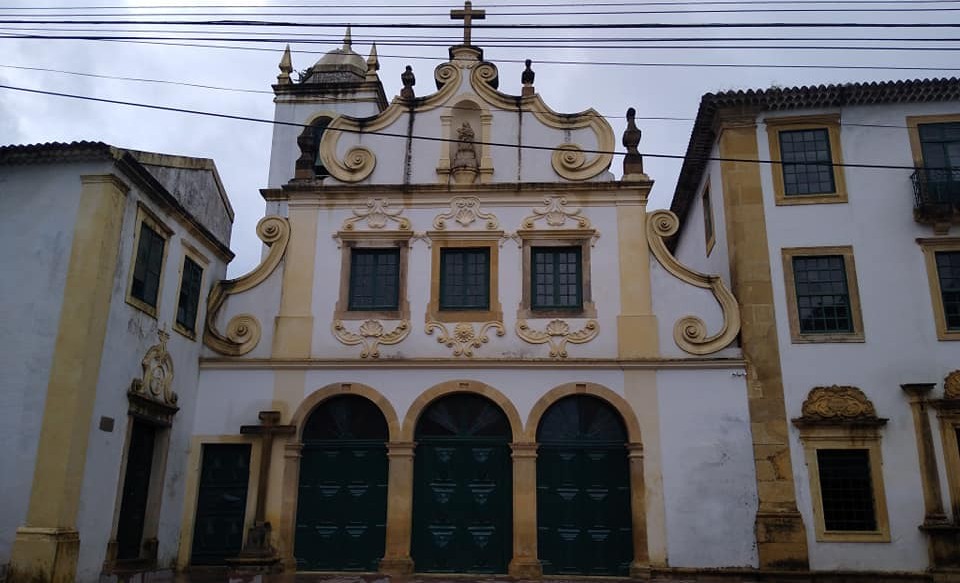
[451,122,479,184]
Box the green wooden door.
[536,395,632,576]
[412,394,512,573]
[191,443,251,565]
[295,395,389,571]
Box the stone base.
[755,511,810,570]
[8,527,80,583]
[508,558,542,579]
[922,523,960,570]
[629,561,652,580]
[378,557,414,577]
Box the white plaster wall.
[0,162,100,565]
[673,152,731,286]
[73,183,229,582]
[757,102,960,571]
[656,368,759,568]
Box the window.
[311,117,331,177]
[702,185,715,256]
[175,256,204,336]
[127,205,171,317]
[531,246,582,310]
[348,248,400,311]
[766,115,847,205]
[782,246,864,343]
[440,248,490,310]
[919,122,960,172]
[816,449,877,532]
[919,237,960,340]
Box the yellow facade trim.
[781,245,865,343]
[616,197,659,359]
[764,113,848,206]
[919,237,960,341]
[426,235,503,324]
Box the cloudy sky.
[2,0,959,275]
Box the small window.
[779,128,836,196]
[702,186,715,255]
[175,256,204,334]
[531,246,582,310]
[311,118,331,177]
[816,449,877,532]
[919,122,960,172]
[439,248,489,311]
[936,251,960,331]
[348,248,400,311]
[131,222,166,309]
[792,255,852,334]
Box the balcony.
[913,167,960,234]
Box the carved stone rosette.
[945,370,960,399]
[516,319,599,359]
[342,198,411,231]
[332,319,410,358]
[129,328,179,425]
[793,385,887,427]
[433,196,499,230]
[521,196,591,229]
[425,321,505,357]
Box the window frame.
[766,114,848,206]
[126,203,172,318]
[335,231,411,321]
[427,232,502,324]
[347,247,402,312]
[781,246,865,343]
[907,114,960,171]
[530,245,583,312]
[439,247,491,311]
[516,231,596,319]
[702,184,716,256]
[919,237,960,341]
[173,242,209,340]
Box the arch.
[290,382,401,442]
[525,382,642,444]
[400,380,523,442]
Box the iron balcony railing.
[913,166,960,218]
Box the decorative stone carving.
[129,328,179,425]
[342,198,411,231]
[521,59,535,97]
[794,386,886,426]
[516,319,599,359]
[400,65,415,99]
[205,216,290,356]
[622,107,645,177]
[451,122,480,185]
[945,370,960,399]
[333,319,411,358]
[433,196,499,230]
[521,196,591,229]
[647,209,740,355]
[426,321,505,357]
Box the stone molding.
[425,321,505,357]
[332,319,411,358]
[515,318,599,359]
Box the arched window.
[310,117,331,177]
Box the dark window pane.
[779,128,836,196]
[936,251,960,330]
[176,256,204,332]
[415,393,511,438]
[131,222,165,308]
[792,255,853,334]
[439,248,489,310]
[348,248,400,311]
[531,246,582,310]
[817,449,877,531]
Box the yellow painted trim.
[124,201,172,319]
[400,379,524,442]
[289,382,402,441]
[918,237,960,341]
[524,381,643,443]
[427,236,503,324]
[204,216,290,356]
[647,209,740,355]
[765,114,848,206]
[334,232,411,323]
[272,207,319,358]
[781,246,865,343]
[616,201,659,359]
[199,356,749,369]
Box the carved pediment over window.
[945,370,960,400]
[521,196,591,229]
[793,385,886,428]
[342,198,411,231]
[129,328,179,425]
[433,196,499,230]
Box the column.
[508,442,541,579]
[903,383,948,525]
[272,203,318,358]
[380,442,415,575]
[627,443,650,579]
[277,442,302,572]
[615,183,659,359]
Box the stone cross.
[240,410,295,525]
[451,1,485,46]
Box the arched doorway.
[411,393,513,573]
[536,394,632,575]
[294,395,389,571]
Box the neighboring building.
[0,142,233,583]
[669,78,960,577]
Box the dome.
[305,27,366,81]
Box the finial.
[521,59,535,97]
[622,107,645,178]
[400,65,416,99]
[343,25,352,50]
[366,42,380,81]
[277,44,292,85]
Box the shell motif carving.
[521,196,591,229]
[425,321,505,357]
[945,370,960,399]
[342,198,411,231]
[332,319,410,358]
[516,319,599,359]
[799,386,879,422]
[433,196,499,230]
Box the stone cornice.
[199,356,747,370]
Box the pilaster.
[508,442,542,579]
[272,204,318,358]
[380,442,416,575]
[616,188,659,359]
[628,443,651,579]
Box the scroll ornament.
[647,209,740,355]
[204,216,290,356]
[796,385,885,425]
[332,319,411,358]
[434,196,499,230]
[342,198,411,231]
[426,321,505,357]
[516,319,599,359]
[521,196,591,229]
[130,328,177,406]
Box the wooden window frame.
[427,231,502,324]
[173,241,209,340]
[439,247,491,311]
[516,229,596,320]
[766,114,848,206]
[702,184,716,256]
[781,246,865,343]
[335,231,411,321]
[126,203,172,318]
[918,237,960,341]
[907,114,960,170]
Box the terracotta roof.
[0,140,116,164]
[669,77,960,243]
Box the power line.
[6,0,960,8]
[0,81,927,171]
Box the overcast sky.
[2,0,959,275]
